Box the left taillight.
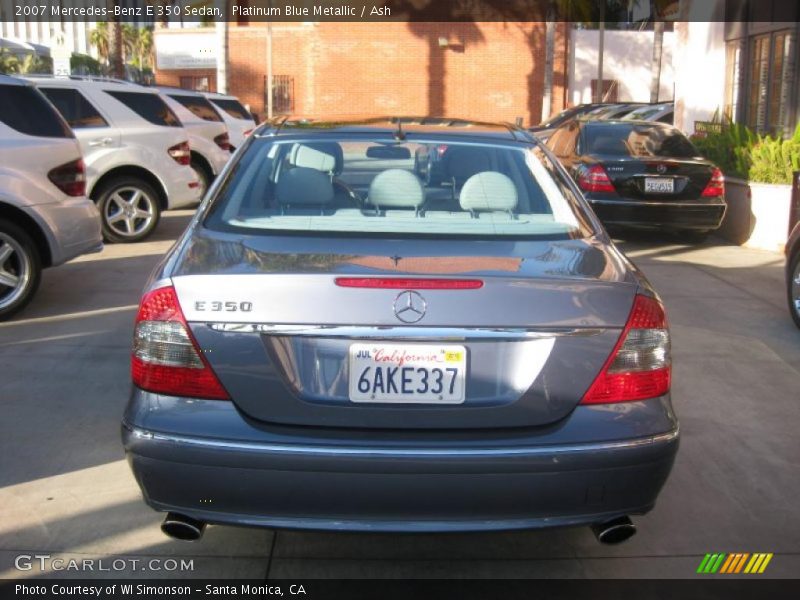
[577,164,616,193]
[132,286,229,400]
[214,132,231,152]
[701,167,725,197]
[168,141,191,165]
[580,294,670,405]
[47,158,86,197]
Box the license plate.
[348,343,466,404]
[644,177,674,193]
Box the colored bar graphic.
[702,553,774,574]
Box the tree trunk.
[650,21,665,103]
[107,6,124,79]
[541,6,555,122]
[215,0,229,93]
[596,19,604,102]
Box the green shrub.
[748,125,800,185]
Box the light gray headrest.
[289,144,336,172]
[275,167,334,205]
[368,169,424,209]
[459,171,518,212]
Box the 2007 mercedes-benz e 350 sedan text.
[122,118,678,544]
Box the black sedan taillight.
[47,158,86,197]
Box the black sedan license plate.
[644,177,674,193]
[348,343,466,404]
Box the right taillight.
[577,164,616,193]
[214,132,231,152]
[701,167,725,197]
[581,294,670,404]
[47,158,86,197]
[132,285,229,400]
[168,141,191,165]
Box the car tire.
[0,219,42,321]
[190,158,212,201]
[95,177,161,244]
[788,249,800,329]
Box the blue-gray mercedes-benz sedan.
[122,117,678,544]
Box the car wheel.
[190,159,212,200]
[0,219,42,321]
[788,249,800,329]
[96,177,161,243]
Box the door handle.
[88,137,113,147]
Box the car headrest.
[368,169,424,209]
[275,167,334,206]
[289,144,337,173]
[459,172,518,213]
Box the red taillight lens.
[335,277,483,290]
[132,286,229,400]
[168,141,191,165]
[578,165,616,193]
[436,144,448,157]
[214,132,231,151]
[701,167,725,197]
[580,294,671,404]
[47,158,86,197]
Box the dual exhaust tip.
[160,512,636,545]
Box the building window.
[724,41,744,121]
[179,76,210,92]
[745,30,795,135]
[265,75,294,114]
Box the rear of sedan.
[551,120,727,235]
[122,120,678,540]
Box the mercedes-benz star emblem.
[393,290,427,323]
[657,163,667,174]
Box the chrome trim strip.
[588,199,725,208]
[204,323,608,340]
[126,425,678,458]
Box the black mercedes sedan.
[545,119,727,239]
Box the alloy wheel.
[0,232,32,312]
[104,186,157,238]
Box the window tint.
[210,98,253,122]
[39,87,108,129]
[168,94,222,122]
[585,124,698,158]
[0,85,72,138]
[104,91,181,127]
[205,138,591,239]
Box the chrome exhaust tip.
[591,516,636,545]
[161,512,206,541]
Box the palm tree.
[650,21,665,103]
[90,22,109,66]
[107,18,124,78]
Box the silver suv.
[25,77,202,243]
[0,75,102,320]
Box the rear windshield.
[585,124,698,158]
[0,85,72,138]
[205,138,592,239]
[104,91,181,127]
[210,98,252,122]
[169,94,222,122]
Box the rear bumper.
[161,165,202,209]
[122,393,679,532]
[588,197,727,231]
[24,198,103,266]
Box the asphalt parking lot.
[1,210,798,580]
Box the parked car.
[122,117,678,543]
[24,76,201,243]
[585,103,648,120]
[154,87,232,196]
[529,103,613,142]
[0,75,102,320]
[622,102,674,124]
[787,221,800,329]
[546,119,727,239]
[203,92,256,151]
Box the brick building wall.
[156,22,569,126]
